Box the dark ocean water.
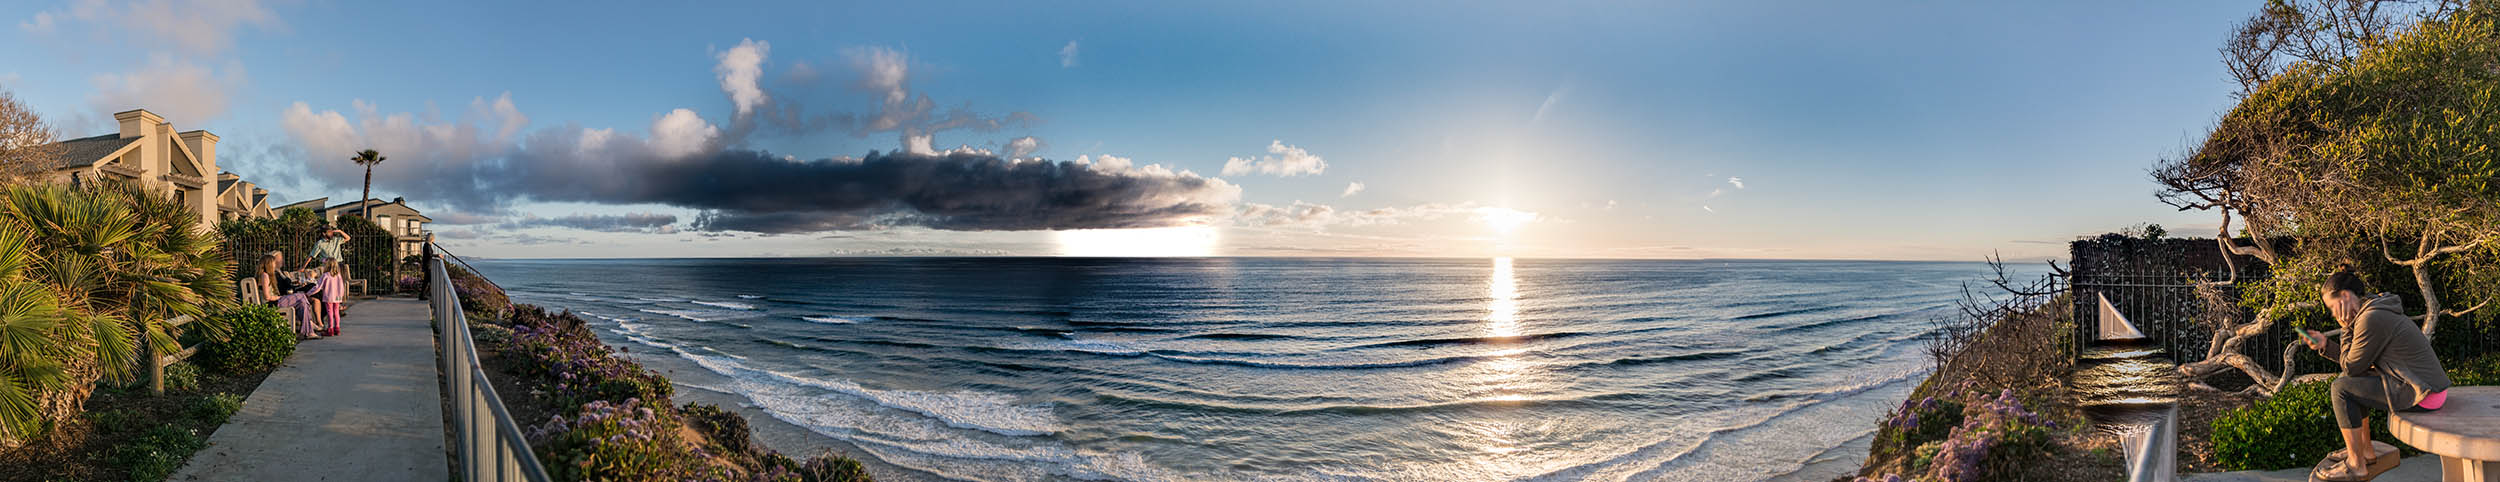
[467,257,2013,481]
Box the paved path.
[2184,454,2445,482]
[174,298,446,481]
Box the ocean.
[467,257,2016,481]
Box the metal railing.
[430,255,550,482]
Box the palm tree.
[0,181,233,448]
[349,149,386,220]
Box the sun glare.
[1053,226,1220,257]
[1476,207,1538,234]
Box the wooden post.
[146,330,162,396]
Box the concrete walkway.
[2184,455,2445,482]
[174,298,446,481]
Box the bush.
[683,403,755,456]
[2211,381,2415,470]
[507,307,672,412]
[162,362,201,393]
[532,398,711,481]
[199,305,296,375]
[106,425,205,481]
[192,393,244,425]
[87,409,140,435]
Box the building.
[41,109,226,230]
[216,172,274,221]
[274,196,433,260]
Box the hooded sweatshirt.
[2344,293,2452,403]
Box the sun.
[1475,207,1538,234]
[1053,226,1221,257]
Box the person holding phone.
[2304,268,2450,481]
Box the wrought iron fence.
[429,252,549,482]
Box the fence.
[221,219,406,297]
[430,252,549,482]
[141,314,201,396]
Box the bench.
[2391,385,2500,482]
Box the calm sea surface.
[468,257,2015,481]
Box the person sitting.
[255,251,322,339]
[2303,268,2451,481]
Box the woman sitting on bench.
[2303,268,2451,481]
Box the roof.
[274,197,328,213]
[218,177,240,195]
[47,134,138,169]
[325,198,429,221]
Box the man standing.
[2304,269,2451,481]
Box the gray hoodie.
[2344,293,2453,403]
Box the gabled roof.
[274,197,328,213]
[48,134,139,169]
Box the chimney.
[115,109,164,139]
[178,130,219,172]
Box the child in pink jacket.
[317,259,347,336]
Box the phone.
[2301,329,2328,348]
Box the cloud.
[282,42,1215,236]
[1221,140,1328,177]
[1341,181,1364,197]
[1728,177,1744,189]
[499,213,680,233]
[1532,84,1569,124]
[88,55,245,124]
[1235,201,1506,230]
[649,108,719,159]
[1059,40,1080,68]
[1006,136,1042,158]
[23,0,283,55]
[1702,205,1715,213]
[716,38,770,118]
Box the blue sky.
[2,1,2254,260]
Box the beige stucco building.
[216,172,274,221]
[40,109,263,231]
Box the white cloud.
[1006,136,1042,158]
[1728,177,1744,189]
[1221,140,1328,177]
[1341,181,1365,197]
[1532,84,1569,124]
[25,0,282,55]
[1236,201,1504,229]
[1059,40,1081,68]
[88,55,245,124]
[648,108,718,159]
[1702,205,1715,213]
[848,46,911,109]
[715,38,770,118]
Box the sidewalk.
[172,298,447,481]
[2183,455,2444,482]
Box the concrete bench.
[2391,386,2500,482]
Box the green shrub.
[2212,381,2417,470]
[683,403,755,456]
[200,305,296,375]
[2450,353,2500,385]
[192,393,244,425]
[107,425,205,481]
[799,455,870,482]
[162,362,201,393]
[87,409,140,435]
[533,398,712,481]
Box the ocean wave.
[736,294,765,299]
[1590,349,1749,367]
[664,346,1066,437]
[692,300,759,310]
[1346,331,1591,350]
[634,296,686,303]
[1175,332,1313,341]
[799,315,859,324]
[636,308,721,322]
[1730,304,1842,321]
[1143,350,1501,370]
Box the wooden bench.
[2391,385,2500,482]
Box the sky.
[0,1,2258,260]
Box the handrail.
[430,255,551,482]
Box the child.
[317,259,347,336]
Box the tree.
[0,90,60,182]
[0,181,234,448]
[349,149,386,221]
[2156,1,2500,395]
